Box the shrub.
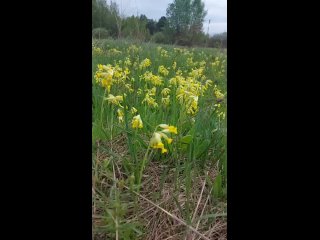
[92,28,109,39]
[151,32,166,44]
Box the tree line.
[92,0,227,48]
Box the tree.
[156,16,167,32]
[146,19,157,35]
[110,1,123,38]
[190,0,206,35]
[92,0,118,37]
[166,0,207,45]
[139,14,148,22]
[166,0,191,34]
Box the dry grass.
[93,136,227,240]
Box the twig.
[124,186,210,240]
[193,187,213,240]
[192,172,208,222]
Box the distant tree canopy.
[92,0,226,48]
[166,0,207,45]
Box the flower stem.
[136,125,159,192]
[100,88,107,128]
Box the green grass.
[92,38,227,239]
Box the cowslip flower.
[139,58,151,69]
[159,124,178,134]
[161,96,170,107]
[132,115,143,129]
[158,65,169,76]
[158,132,173,144]
[161,88,171,96]
[105,94,123,106]
[131,107,138,114]
[117,109,124,123]
[149,132,167,154]
[172,61,177,70]
[213,85,225,101]
[149,124,177,154]
[95,64,114,92]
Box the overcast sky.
[108,0,227,35]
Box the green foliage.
[92,0,225,48]
[156,16,167,32]
[92,28,109,39]
[92,38,227,239]
[150,32,166,43]
[208,32,227,48]
[166,0,207,45]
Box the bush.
[92,28,109,39]
[151,32,166,44]
[175,36,192,47]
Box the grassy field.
[92,39,227,240]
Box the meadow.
[92,39,227,240]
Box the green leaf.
[195,139,211,158]
[213,173,223,199]
[180,135,193,144]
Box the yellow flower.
[124,57,132,66]
[158,65,169,76]
[205,80,213,88]
[159,132,173,144]
[161,88,171,96]
[117,109,124,123]
[149,132,168,154]
[95,64,114,92]
[213,85,225,101]
[132,115,143,129]
[150,132,162,147]
[215,90,224,100]
[137,88,143,95]
[109,48,122,55]
[131,107,138,114]
[139,58,151,69]
[159,124,178,134]
[105,94,123,106]
[161,148,168,154]
[172,61,177,70]
[93,47,103,55]
[187,57,193,66]
[142,94,158,108]
[124,67,130,75]
[160,49,169,57]
[161,96,170,107]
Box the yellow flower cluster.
[94,64,114,92]
[160,49,169,58]
[213,85,225,101]
[140,71,163,86]
[176,77,203,115]
[93,46,103,55]
[94,44,226,131]
[94,64,130,92]
[117,108,124,123]
[142,93,158,108]
[189,67,205,80]
[172,61,177,70]
[158,65,169,76]
[108,48,122,55]
[127,45,141,55]
[149,124,178,154]
[139,58,152,69]
[132,115,143,129]
[105,94,123,106]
